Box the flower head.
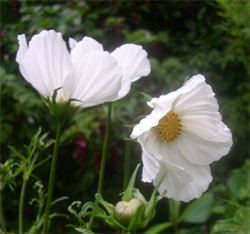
[16,30,150,108]
[131,74,233,202]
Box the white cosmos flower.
[131,74,233,202]
[16,30,150,107]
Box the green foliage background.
[0,0,249,233]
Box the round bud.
[114,198,142,226]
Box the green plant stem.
[88,103,112,229]
[43,121,62,233]
[0,190,7,233]
[123,140,131,190]
[19,179,27,234]
[169,199,180,234]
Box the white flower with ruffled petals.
[16,30,150,108]
[131,74,233,202]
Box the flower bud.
[114,198,142,226]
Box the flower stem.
[0,190,7,233]
[19,179,27,234]
[97,103,112,194]
[43,121,62,233]
[169,199,180,234]
[123,140,131,190]
[88,103,112,229]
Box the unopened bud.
[114,198,142,226]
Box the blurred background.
[0,0,249,233]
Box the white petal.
[178,129,232,165]
[147,90,180,109]
[164,143,212,202]
[174,75,218,115]
[153,161,212,202]
[141,130,212,201]
[64,51,122,107]
[16,34,30,82]
[69,38,77,50]
[131,91,179,138]
[16,30,72,98]
[131,113,160,139]
[182,114,231,142]
[70,36,103,65]
[16,34,28,64]
[140,146,160,183]
[112,44,150,82]
[112,44,151,100]
[176,127,232,165]
[178,74,206,95]
[114,78,132,101]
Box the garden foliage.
[0,0,249,233]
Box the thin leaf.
[79,201,99,218]
[95,193,114,216]
[132,188,147,203]
[8,146,26,160]
[145,172,166,219]
[127,204,145,230]
[51,196,69,206]
[32,127,42,141]
[68,201,82,218]
[144,222,172,234]
[75,228,95,234]
[123,137,137,142]
[140,92,152,101]
[32,155,51,171]
[123,124,136,128]
[122,164,141,201]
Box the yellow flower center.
[156,111,182,142]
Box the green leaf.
[131,188,147,203]
[211,206,250,234]
[127,204,145,231]
[144,222,172,234]
[140,92,152,101]
[180,193,214,223]
[227,170,248,199]
[68,201,82,218]
[144,172,166,221]
[95,193,114,216]
[123,125,136,129]
[51,196,69,206]
[32,155,51,171]
[78,201,97,219]
[8,145,26,160]
[75,227,95,234]
[123,137,137,142]
[32,127,42,141]
[122,164,141,201]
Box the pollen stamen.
[156,111,182,142]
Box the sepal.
[43,88,81,123]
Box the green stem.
[168,199,180,234]
[0,190,7,233]
[88,103,112,229]
[19,179,27,234]
[97,103,112,194]
[123,140,131,190]
[43,121,62,233]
